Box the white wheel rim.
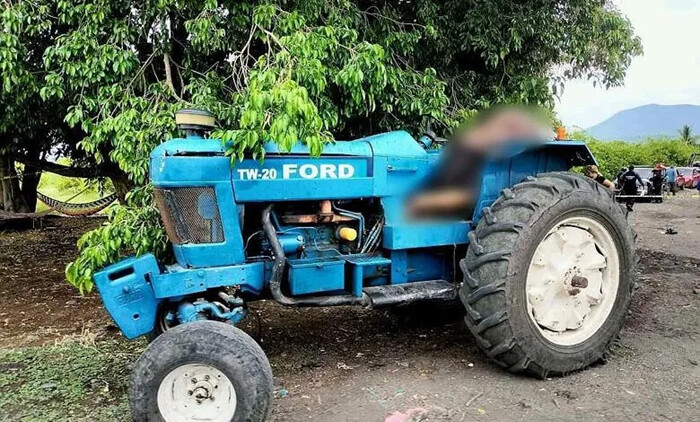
[157,363,237,422]
[526,216,620,346]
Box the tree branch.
[13,156,105,178]
[163,53,185,102]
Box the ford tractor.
[94,109,636,421]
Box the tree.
[678,125,696,145]
[0,0,131,212]
[0,0,643,292]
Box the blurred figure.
[584,165,614,189]
[409,107,552,218]
[650,165,665,196]
[615,166,627,188]
[620,165,643,211]
[666,165,677,195]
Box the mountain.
[586,104,700,141]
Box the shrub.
[570,132,699,179]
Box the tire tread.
[459,172,637,377]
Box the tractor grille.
[154,187,224,244]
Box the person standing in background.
[650,166,665,196]
[621,165,643,211]
[615,166,627,189]
[666,165,677,195]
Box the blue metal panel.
[93,254,161,339]
[150,262,265,298]
[389,250,408,284]
[151,155,230,184]
[364,131,427,158]
[344,255,392,296]
[151,136,225,157]
[151,150,245,267]
[382,221,470,250]
[406,250,453,283]
[232,156,374,201]
[287,257,346,295]
[262,139,373,156]
[472,141,597,221]
[375,156,431,197]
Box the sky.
[555,0,700,129]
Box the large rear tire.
[459,172,636,377]
[130,321,273,422]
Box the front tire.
[131,321,273,422]
[459,172,636,377]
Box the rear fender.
[473,141,596,221]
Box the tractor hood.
[150,131,433,203]
[148,130,595,268]
[150,130,424,158]
[148,130,431,269]
[150,131,595,206]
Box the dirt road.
[0,192,698,421]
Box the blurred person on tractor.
[409,106,552,218]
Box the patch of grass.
[0,338,144,421]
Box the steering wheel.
[419,130,449,149]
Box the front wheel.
[130,321,273,422]
[459,172,636,377]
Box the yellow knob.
[338,227,357,242]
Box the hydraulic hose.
[262,205,366,307]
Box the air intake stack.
[175,108,216,138]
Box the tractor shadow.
[241,299,487,378]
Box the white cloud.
[556,0,700,129]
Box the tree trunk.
[0,153,30,213]
[20,148,43,212]
[21,166,41,212]
[109,172,134,204]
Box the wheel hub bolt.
[193,386,210,403]
[571,275,588,288]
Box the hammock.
[37,191,118,216]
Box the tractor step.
[362,280,457,308]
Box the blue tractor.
[94,110,636,421]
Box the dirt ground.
[0,192,698,421]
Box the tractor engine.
[241,199,386,297]
[246,199,384,260]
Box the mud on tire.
[459,172,637,377]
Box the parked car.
[676,166,699,189]
[635,166,655,196]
